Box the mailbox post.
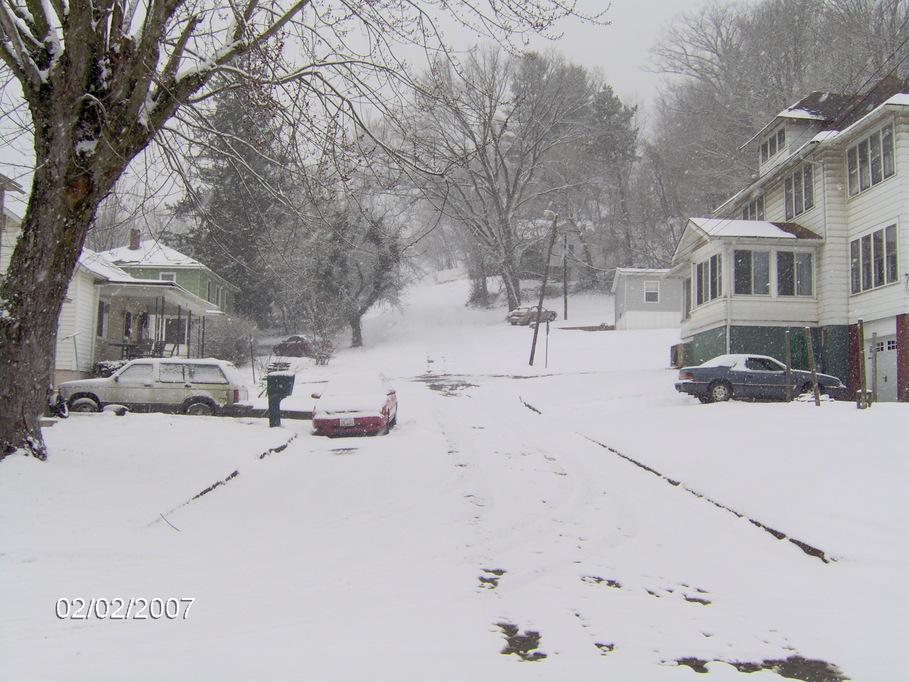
[266,372,295,427]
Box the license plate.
[339,417,355,427]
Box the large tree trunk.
[0,169,102,460]
[349,314,364,348]
[500,256,522,312]
[0,71,128,461]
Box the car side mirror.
[113,376,119,382]
[311,392,321,399]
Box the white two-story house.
[672,76,909,401]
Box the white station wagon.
[58,358,249,416]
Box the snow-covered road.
[2,280,905,680]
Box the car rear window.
[188,364,228,384]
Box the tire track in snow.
[514,395,834,564]
[579,435,833,564]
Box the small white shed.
[611,268,684,330]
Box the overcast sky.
[1,0,712,214]
[529,0,704,103]
[477,0,712,106]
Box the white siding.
[845,115,909,325]
[0,221,20,275]
[816,149,851,326]
[54,267,98,382]
[727,297,817,324]
[617,310,682,330]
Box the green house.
[100,231,238,314]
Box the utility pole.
[562,232,568,320]
[529,214,558,366]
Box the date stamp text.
[55,597,195,620]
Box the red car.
[311,374,398,437]
[272,335,314,357]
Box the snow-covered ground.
[2,278,907,681]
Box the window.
[695,254,722,305]
[159,363,184,383]
[760,128,786,163]
[123,311,133,339]
[733,250,770,295]
[850,225,898,293]
[777,251,813,296]
[644,281,659,303]
[96,300,110,337]
[784,164,814,219]
[745,356,784,372]
[847,123,895,196]
[159,272,176,282]
[187,364,228,384]
[742,196,765,221]
[117,363,154,383]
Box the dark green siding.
[684,326,727,365]
[686,324,850,377]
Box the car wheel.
[70,397,100,413]
[184,399,216,416]
[697,395,711,404]
[798,382,815,395]
[707,381,732,403]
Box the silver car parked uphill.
[57,358,249,416]
[506,306,557,326]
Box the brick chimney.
[129,228,141,250]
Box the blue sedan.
[675,354,848,403]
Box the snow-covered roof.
[673,218,821,264]
[614,268,671,276]
[885,92,909,106]
[611,268,674,292]
[78,249,194,287]
[688,218,818,239]
[101,240,204,269]
[779,108,828,121]
[78,249,144,283]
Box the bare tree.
[414,47,593,310]
[0,0,604,462]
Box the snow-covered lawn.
[2,279,906,680]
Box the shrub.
[203,314,260,366]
